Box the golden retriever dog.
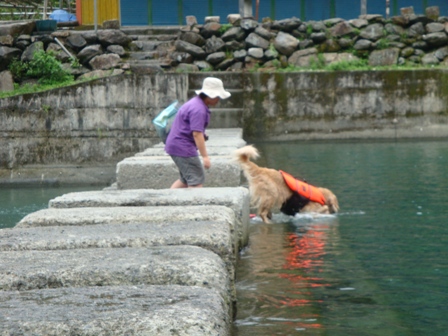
[234,145,339,223]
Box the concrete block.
[7,212,233,259]
[12,207,236,280]
[47,188,250,250]
[116,155,241,189]
[0,285,230,335]
[0,246,231,309]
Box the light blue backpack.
[152,101,180,143]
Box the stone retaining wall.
[1,71,448,176]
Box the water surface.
[233,140,448,336]
[0,186,102,229]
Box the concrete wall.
[1,70,448,171]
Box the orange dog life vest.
[279,170,326,205]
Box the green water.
[0,186,102,229]
[233,140,448,336]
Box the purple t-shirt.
[165,96,210,157]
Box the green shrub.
[219,23,232,35]
[26,50,73,85]
[8,57,28,81]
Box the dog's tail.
[233,145,259,164]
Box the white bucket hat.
[195,77,231,99]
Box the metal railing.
[0,1,73,20]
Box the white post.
[43,0,48,19]
[386,0,390,18]
[361,0,367,16]
[94,0,98,33]
[239,0,252,18]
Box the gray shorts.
[171,155,205,186]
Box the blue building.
[119,0,448,26]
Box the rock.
[222,27,246,42]
[264,48,279,60]
[245,32,270,50]
[107,45,126,56]
[401,47,415,58]
[412,40,430,50]
[0,70,14,92]
[205,16,220,23]
[324,18,344,27]
[384,23,405,35]
[353,39,373,50]
[421,53,440,65]
[271,17,301,32]
[225,40,245,51]
[20,41,44,62]
[206,51,226,65]
[288,47,317,66]
[310,32,327,43]
[423,32,448,47]
[0,46,22,71]
[200,22,221,38]
[338,37,353,49]
[426,22,444,33]
[204,35,225,53]
[273,31,299,56]
[66,34,87,51]
[401,7,415,17]
[97,29,132,47]
[368,48,400,66]
[179,31,206,46]
[407,22,425,37]
[215,58,235,70]
[248,47,264,59]
[227,61,244,71]
[233,49,247,61]
[349,19,368,29]
[89,53,121,70]
[171,51,194,64]
[331,21,354,38]
[240,18,259,32]
[80,31,99,44]
[360,23,385,41]
[434,46,448,60]
[185,15,197,26]
[61,63,90,76]
[102,19,120,29]
[0,35,14,47]
[77,44,103,65]
[425,6,440,21]
[193,60,212,70]
[174,40,206,58]
[320,39,341,53]
[309,20,326,32]
[227,14,241,25]
[299,39,314,49]
[0,21,35,37]
[254,26,274,41]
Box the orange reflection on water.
[279,224,332,296]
